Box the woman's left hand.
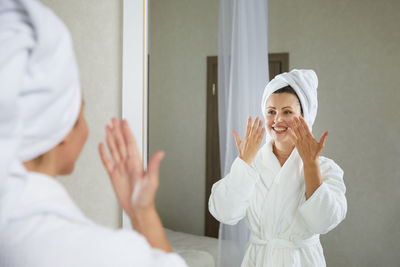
[98,118,163,217]
[287,116,328,165]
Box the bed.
[165,228,219,267]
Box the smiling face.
[265,92,302,147]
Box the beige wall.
[149,0,219,235]
[271,0,400,266]
[41,0,123,229]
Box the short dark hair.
[272,86,303,114]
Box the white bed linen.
[165,228,218,267]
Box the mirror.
[147,0,400,266]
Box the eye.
[267,110,275,115]
[284,110,292,114]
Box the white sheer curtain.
[217,0,269,266]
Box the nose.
[274,113,283,123]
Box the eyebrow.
[266,106,293,109]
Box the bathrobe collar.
[4,162,92,225]
[254,140,303,188]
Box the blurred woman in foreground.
[0,0,186,266]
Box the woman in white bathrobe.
[0,0,186,266]
[209,69,347,267]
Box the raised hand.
[232,116,265,166]
[98,118,164,217]
[287,116,328,165]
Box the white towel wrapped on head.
[0,0,81,221]
[261,69,318,131]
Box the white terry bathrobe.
[0,164,187,267]
[0,1,186,266]
[209,70,347,267]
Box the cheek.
[83,122,89,142]
[79,118,89,143]
[285,114,296,121]
[265,117,274,127]
[282,113,299,123]
[265,118,274,135]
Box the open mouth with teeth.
[272,126,288,134]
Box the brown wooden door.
[205,53,289,238]
[205,56,221,238]
[268,53,289,79]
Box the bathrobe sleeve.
[208,157,260,225]
[298,157,347,234]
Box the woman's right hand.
[232,116,265,166]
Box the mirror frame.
[122,0,149,228]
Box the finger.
[257,128,265,143]
[98,143,113,176]
[256,119,263,135]
[111,118,128,160]
[146,151,165,186]
[121,120,144,178]
[105,125,121,164]
[250,116,259,135]
[289,118,301,139]
[122,120,142,162]
[245,116,252,137]
[296,116,307,136]
[295,117,305,139]
[319,131,329,150]
[232,130,241,151]
[299,116,313,137]
[287,119,295,130]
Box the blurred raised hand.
[98,118,164,216]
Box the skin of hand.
[287,116,328,165]
[232,116,265,166]
[287,116,329,199]
[98,118,163,215]
[98,118,172,252]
